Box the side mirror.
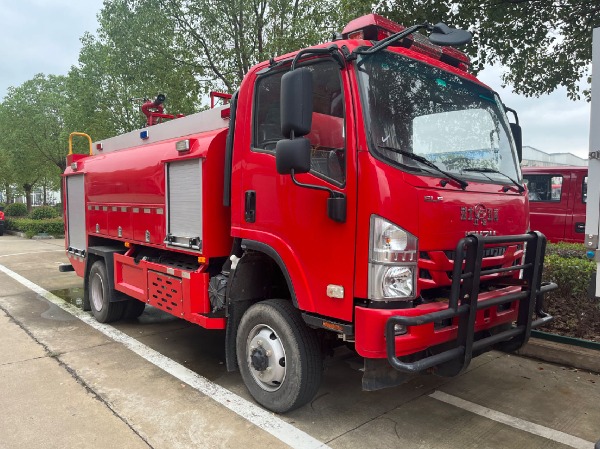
[429,23,473,46]
[275,138,311,174]
[280,68,313,138]
[510,123,523,162]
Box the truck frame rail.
[385,231,557,373]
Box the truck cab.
[522,166,588,243]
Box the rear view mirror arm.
[290,169,343,198]
[290,170,347,223]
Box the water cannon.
[153,94,166,106]
[141,94,166,126]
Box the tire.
[122,299,146,319]
[88,260,125,323]
[236,299,322,413]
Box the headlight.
[369,216,418,300]
[383,266,414,296]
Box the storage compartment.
[113,252,211,317]
[87,204,109,236]
[66,175,86,252]
[107,206,133,239]
[132,206,165,244]
[165,159,203,251]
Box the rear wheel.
[89,260,125,323]
[236,299,322,413]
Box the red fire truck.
[522,166,588,243]
[62,14,556,412]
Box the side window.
[523,175,563,202]
[304,62,346,184]
[252,60,346,184]
[583,176,588,204]
[253,72,284,152]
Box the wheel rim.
[246,324,286,392]
[90,272,104,312]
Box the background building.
[521,146,588,167]
[0,188,60,206]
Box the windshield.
[356,51,521,183]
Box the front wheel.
[236,299,322,413]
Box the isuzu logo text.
[460,204,499,226]
[466,230,497,236]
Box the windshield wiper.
[462,167,525,193]
[377,145,468,190]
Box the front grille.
[419,269,433,280]
[419,243,524,289]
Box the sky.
[1,0,592,160]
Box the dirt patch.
[542,294,600,342]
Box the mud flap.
[224,249,279,372]
[225,299,251,372]
[85,247,128,310]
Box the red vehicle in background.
[0,207,4,236]
[522,166,588,243]
[61,14,556,412]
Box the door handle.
[245,190,256,223]
[575,222,585,233]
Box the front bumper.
[356,232,556,374]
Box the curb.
[517,337,600,373]
[4,230,63,239]
[5,230,27,238]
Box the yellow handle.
[68,132,93,156]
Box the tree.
[0,75,67,210]
[67,0,203,137]
[67,0,345,138]
[378,0,597,100]
[0,147,15,203]
[161,0,342,92]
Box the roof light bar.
[342,13,470,71]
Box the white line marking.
[430,390,594,449]
[0,263,331,449]
[0,249,65,258]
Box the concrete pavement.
[0,309,151,449]
[1,234,599,449]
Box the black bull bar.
[385,231,557,374]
